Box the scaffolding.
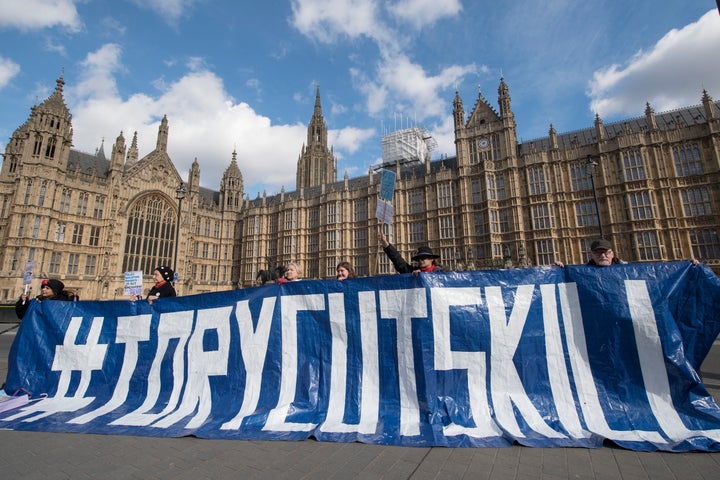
[379,127,438,168]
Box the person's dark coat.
[383,244,443,274]
[147,281,176,300]
[586,257,626,266]
[15,282,73,320]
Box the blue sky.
[1,1,719,198]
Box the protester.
[378,230,443,274]
[131,266,176,304]
[555,238,625,267]
[584,238,626,266]
[556,238,700,267]
[15,278,74,319]
[276,262,302,284]
[336,262,356,281]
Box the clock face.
[479,137,489,149]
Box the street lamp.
[174,182,187,277]
[586,155,603,238]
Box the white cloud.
[70,43,124,99]
[0,0,82,32]
[43,40,68,57]
[329,126,375,155]
[292,0,475,151]
[245,78,262,95]
[65,44,310,194]
[387,0,462,30]
[588,10,720,118]
[128,0,199,24]
[290,0,388,44]
[375,52,476,121]
[427,114,456,160]
[0,57,21,89]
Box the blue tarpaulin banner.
[2,262,720,451]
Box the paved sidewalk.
[1,323,719,480]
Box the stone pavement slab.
[2,324,720,479]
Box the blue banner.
[2,262,720,451]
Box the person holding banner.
[554,238,627,268]
[15,278,74,319]
[336,261,356,281]
[131,266,176,304]
[276,262,302,284]
[584,238,627,266]
[378,230,443,274]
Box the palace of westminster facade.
[1,75,718,301]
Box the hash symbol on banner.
[2,317,107,422]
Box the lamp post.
[174,182,187,277]
[586,155,603,238]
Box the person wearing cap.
[15,278,73,319]
[131,266,176,303]
[586,238,626,266]
[378,230,443,274]
[555,238,626,267]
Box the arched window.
[123,194,177,275]
[45,137,57,159]
[39,181,47,206]
[33,135,43,156]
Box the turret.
[594,113,607,140]
[644,103,658,131]
[155,115,169,152]
[126,131,139,164]
[549,124,558,150]
[220,149,244,211]
[498,77,514,121]
[702,89,717,121]
[453,90,465,131]
[110,132,125,172]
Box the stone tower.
[296,86,336,189]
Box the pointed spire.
[594,113,607,139]
[549,123,558,149]
[189,156,200,193]
[702,89,716,120]
[477,83,486,102]
[111,132,125,171]
[126,131,139,163]
[296,85,336,189]
[223,148,243,181]
[314,84,322,116]
[644,103,658,131]
[96,137,106,159]
[453,89,465,130]
[156,115,169,152]
[36,72,70,118]
[497,77,513,120]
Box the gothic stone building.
[1,76,719,302]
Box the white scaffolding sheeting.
[381,127,437,166]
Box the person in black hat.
[555,238,626,267]
[15,278,74,319]
[378,230,443,274]
[586,238,626,266]
[131,266,176,303]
